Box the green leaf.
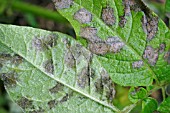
[53,0,170,86]
[142,97,158,113]
[128,87,147,103]
[158,96,170,113]
[0,24,120,112]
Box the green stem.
[161,87,166,101]
[0,0,68,23]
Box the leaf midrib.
[0,29,120,112]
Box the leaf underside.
[54,0,170,86]
[0,24,120,112]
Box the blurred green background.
[0,0,169,113]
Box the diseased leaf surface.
[53,0,170,86]
[0,24,119,113]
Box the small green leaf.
[128,87,147,103]
[53,0,170,86]
[0,24,120,112]
[158,96,170,113]
[142,97,158,113]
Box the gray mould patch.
[32,37,44,51]
[89,42,109,55]
[102,7,116,26]
[48,100,57,109]
[52,0,73,9]
[60,93,69,103]
[77,68,89,88]
[70,44,82,59]
[159,43,166,53]
[94,79,103,94]
[64,51,75,68]
[49,83,64,94]
[145,16,158,41]
[74,8,92,24]
[80,27,99,42]
[43,60,54,74]
[132,60,143,68]
[17,97,33,110]
[0,72,18,88]
[106,37,125,53]
[143,46,159,66]
[44,34,57,48]
[88,37,125,55]
[164,51,170,64]
[0,53,11,62]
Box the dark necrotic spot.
[0,72,18,88]
[77,68,89,88]
[49,83,64,94]
[94,79,103,94]
[159,43,166,53]
[80,27,100,42]
[143,46,158,66]
[74,8,92,24]
[44,34,57,48]
[52,0,73,9]
[119,16,127,27]
[43,60,54,74]
[101,69,115,102]
[60,93,69,103]
[17,97,33,110]
[132,60,143,68]
[102,7,115,26]
[164,51,170,64]
[32,37,44,51]
[48,100,57,109]
[12,54,23,65]
[64,51,75,68]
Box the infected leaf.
[32,37,44,51]
[60,93,69,103]
[74,8,92,24]
[44,34,57,48]
[64,51,75,68]
[159,43,166,53]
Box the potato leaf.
[53,0,170,86]
[0,24,120,112]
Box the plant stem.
[161,87,166,101]
[0,0,68,23]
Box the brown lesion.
[64,50,76,68]
[164,50,170,64]
[52,0,73,9]
[80,27,125,55]
[44,34,57,48]
[74,8,92,24]
[17,97,33,110]
[48,99,57,109]
[0,71,18,88]
[94,69,115,103]
[43,59,54,74]
[132,60,143,69]
[102,7,116,26]
[143,46,159,66]
[49,82,64,94]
